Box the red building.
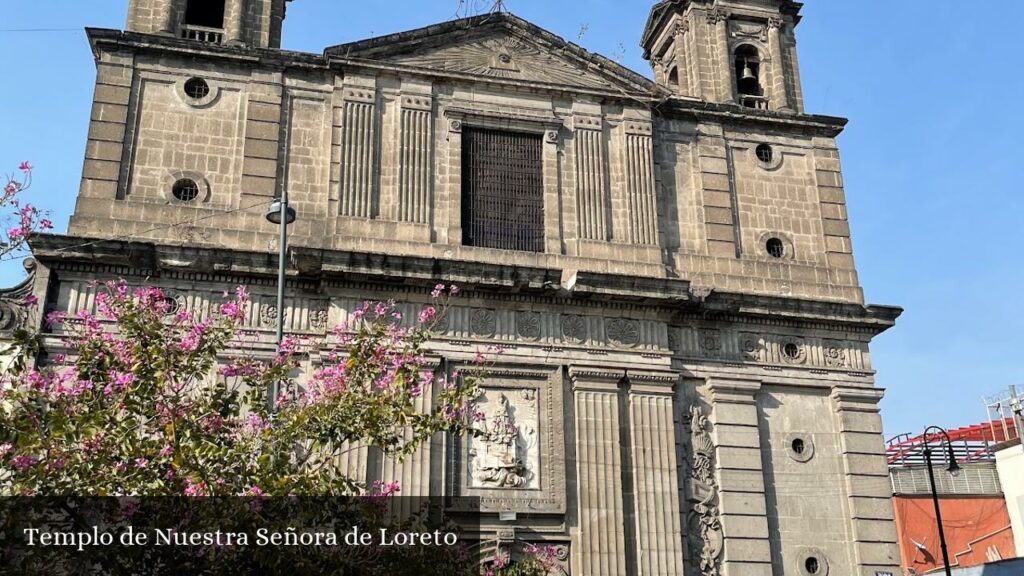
[887,419,1019,575]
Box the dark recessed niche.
[172,178,200,202]
[184,77,211,100]
[756,143,774,163]
[766,237,785,258]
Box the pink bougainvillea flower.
[18,161,32,173]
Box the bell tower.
[642,0,804,113]
[125,0,290,49]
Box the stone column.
[570,367,628,576]
[628,370,685,576]
[831,387,902,576]
[225,0,248,45]
[767,17,791,111]
[706,378,773,576]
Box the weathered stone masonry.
[1,0,906,574]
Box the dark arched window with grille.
[461,128,545,252]
[185,0,225,29]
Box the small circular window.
[792,438,806,455]
[172,178,200,202]
[756,143,774,163]
[184,77,210,100]
[798,550,829,575]
[766,238,785,258]
[787,433,815,462]
[783,342,800,359]
[805,558,820,574]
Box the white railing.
[181,25,224,44]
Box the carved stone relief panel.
[449,365,565,515]
[468,388,541,490]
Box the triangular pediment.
[325,13,656,95]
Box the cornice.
[28,234,899,334]
[655,97,848,137]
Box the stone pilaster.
[570,367,628,576]
[396,90,433,224]
[573,114,610,242]
[623,120,659,246]
[707,378,773,576]
[831,387,902,576]
[381,359,441,519]
[339,76,378,218]
[766,17,791,111]
[628,370,685,576]
[672,20,692,96]
[709,9,734,104]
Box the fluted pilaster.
[340,87,377,218]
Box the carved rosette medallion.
[470,309,497,337]
[259,305,281,329]
[823,341,847,368]
[309,307,329,332]
[433,309,451,334]
[516,311,542,341]
[699,330,722,357]
[685,405,723,576]
[560,315,587,344]
[468,389,540,490]
[606,318,640,348]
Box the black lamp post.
[921,425,962,576]
[264,191,296,411]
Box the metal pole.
[924,445,953,576]
[269,189,288,411]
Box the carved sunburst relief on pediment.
[325,13,655,94]
[389,34,615,90]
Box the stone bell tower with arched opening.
[643,0,804,112]
[125,0,290,48]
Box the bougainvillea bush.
[2,162,51,261]
[0,281,480,497]
[0,281,561,575]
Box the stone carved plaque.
[471,309,497,337]
[516,311,542,341]
[560,315,587,344]
[469,389,540,490]
[606,318,640,348]
[450,366,566,515]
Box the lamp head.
[265,199,296,225]
[947,458,962,478]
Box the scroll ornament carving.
[449,119,463,133]
[706,8,730,25]
[823,342,847,368]
[516,311,542,341]
[741,336,761,361]
[560,315,587,344]
[471,309,497,337]
[606,318,640,348]
[767,16,785,30]
[686,405,723,576]
[469,392,537,489]
[0,298,25,332]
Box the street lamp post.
[921,425,962,576]
[265,191,296,411]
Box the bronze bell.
[741,62,756,81]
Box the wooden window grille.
[461,128,545,252]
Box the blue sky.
[1,1,1021,437]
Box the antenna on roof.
[490,0,507,13]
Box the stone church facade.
[1,0,905,574]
